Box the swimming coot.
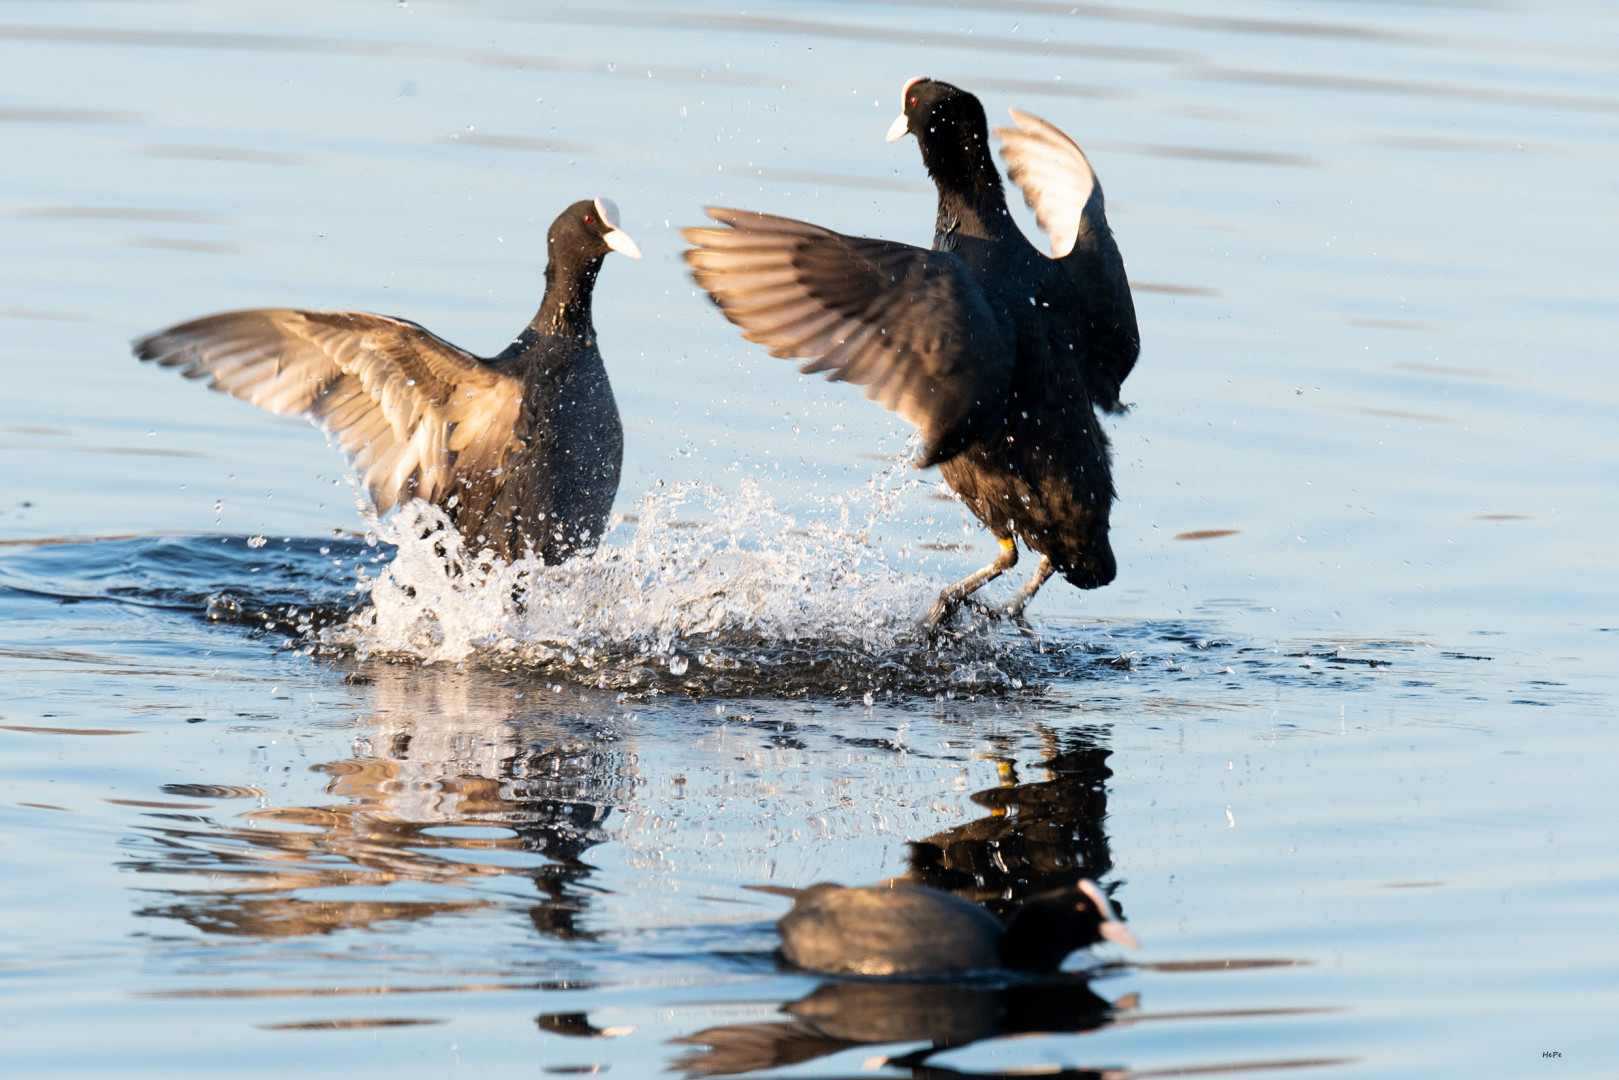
[762,879,1137,977]
[135,198,641,564]
[683,79,1138,633]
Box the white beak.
[604,227,642,259]
[885,113,910,143]
[593,196,643,259]
[1100,918,1141,950]
[1079,878,1140,949]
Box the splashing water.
[326,464,1044,697]
[0,457,1137,699]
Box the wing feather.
[683,208,1014,465]
[996,109,1140,410]
[134,309,523,513]
[995,108,1100,260]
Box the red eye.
[584,214,595,224]
[908,97,917,106]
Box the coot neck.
[997,927,1065,974]
[996,896,1094,974]
[921,126,1013,246]
[532,253,603,339]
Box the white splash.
[329,462,986,682]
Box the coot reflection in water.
[115,670,1121,958]
[668,977,1129,1077]
[902,726,1119,917]
[120,666,634,945]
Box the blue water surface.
[2,1,1617,1076]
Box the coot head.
[885,77,980,141]
[998,879,1139,973]
[548,197,643,263]
[886,78,998,193]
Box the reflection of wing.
[995,108,1100,260]
[135,309,523,513]
[672,1020,856,1077]
[683,208,1013,466]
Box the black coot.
[761,878,1137,977]
[683,79,1139,633]
[135,198,641,564]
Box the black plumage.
[134,198,641,563]
[683,79,1139,632]
[758,878,1137,977]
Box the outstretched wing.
[996,110,1139,410]
[682,208,1013,466]
[134,309,524,513]
[995,108,1102,260]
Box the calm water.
[3,0,1617,1076]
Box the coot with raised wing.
[136,198,641,564]
[683,80,1138,633]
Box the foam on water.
[329,466,1033,696]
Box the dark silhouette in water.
[904,729,1118,917]
[683,79,1138,633]
[669,977,1132,1077]
[135,198,641,563]
[122,666,636,944]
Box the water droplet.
[326,463,991,692]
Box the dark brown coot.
[135,198,641,564]
[683,79,1139,634]
[760,878,1138,977]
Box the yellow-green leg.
[1003,556,1056,630]
[924,538,1018,636]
